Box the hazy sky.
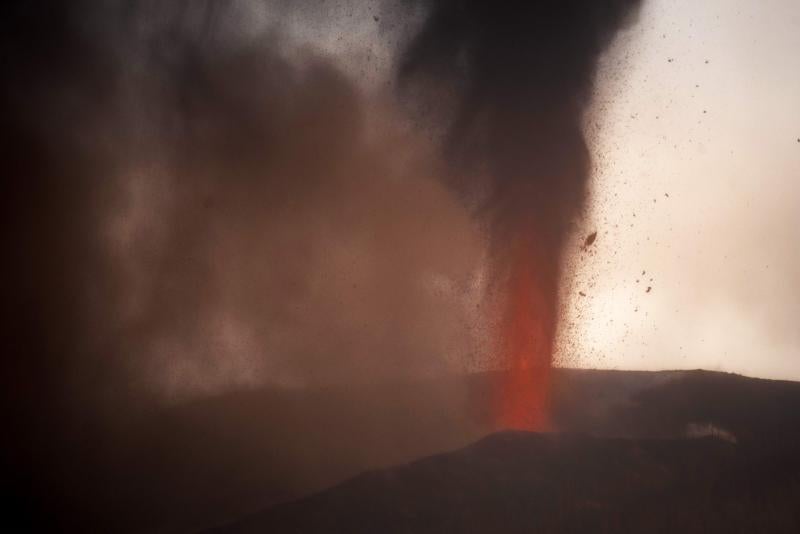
[559,0,800,380]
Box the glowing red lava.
[493,240,553,431]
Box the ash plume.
[398,0,641,428]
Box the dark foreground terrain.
[11,369,800,532]
[212,370,800,533]
[212,431,796,533]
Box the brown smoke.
[1,4,485,526]
[1,0,640,528]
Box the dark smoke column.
[400,0,641,429]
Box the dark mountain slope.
[212,430,799,533]
[210,370,800,533]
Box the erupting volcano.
[8,0,800,531]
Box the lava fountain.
[491,232,556,430]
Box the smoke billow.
[398,0,641,428]
[3,2,484,400]
[1,0,639,529]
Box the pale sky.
[558,0,800,380]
